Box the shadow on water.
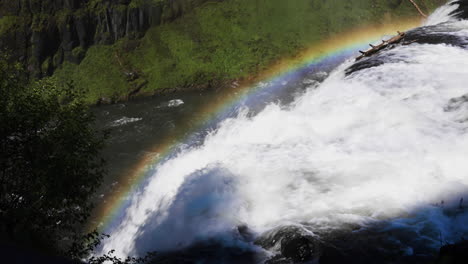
[136,194,468,264]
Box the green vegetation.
[53,0,444,104]
[0,53,106,254]
[0,16,18,34]
[58,46,129,102]
[0,51,158,263]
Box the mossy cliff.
[0,0,446,103]
[0,0,212,78]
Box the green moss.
[0,16,19,35]
[55,9,72,25]
[53,0,446,103]
[129,0,145,9]
[54,45,129,104]
[41,57,52,75]
[115,4,128,12]
[72,46,86,58]
[31,12,54,31]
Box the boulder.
[256,226,320,263]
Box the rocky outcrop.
[256,226,321,263]
[434,240,468,264]
[0,0,215,78]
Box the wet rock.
[346,22,468,76]
[435,240,468,264]
[319,246,348,264]
[0,0,214,78]
[281,235,315,262]
[150,240,260,264]
[451,0,468,20]
[256,226,319,263]
[265,255,294,264]
[315,226,437,264]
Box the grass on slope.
[55,46,129,101]
[53,0,445,104]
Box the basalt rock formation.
[0,0,214,78]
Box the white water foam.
[101,2,468,258]
[424,0,459,26]
[110,117,143,127]
[167,99,185,108]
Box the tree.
[0,52,107,254]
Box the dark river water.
[91,90,225,209]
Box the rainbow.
[89,18,424,233]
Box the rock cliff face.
[0,0,214,78]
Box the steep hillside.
[0,0,212,77]
[0,0,445,103]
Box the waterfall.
[100,1,468,261]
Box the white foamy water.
[110,117,143,127]
[100,3,468,258]
[424,0,459,25]
[167,99,184,107]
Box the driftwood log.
[356,31,406,61]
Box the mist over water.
[100,2,468,261]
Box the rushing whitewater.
[100,1,468,262]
